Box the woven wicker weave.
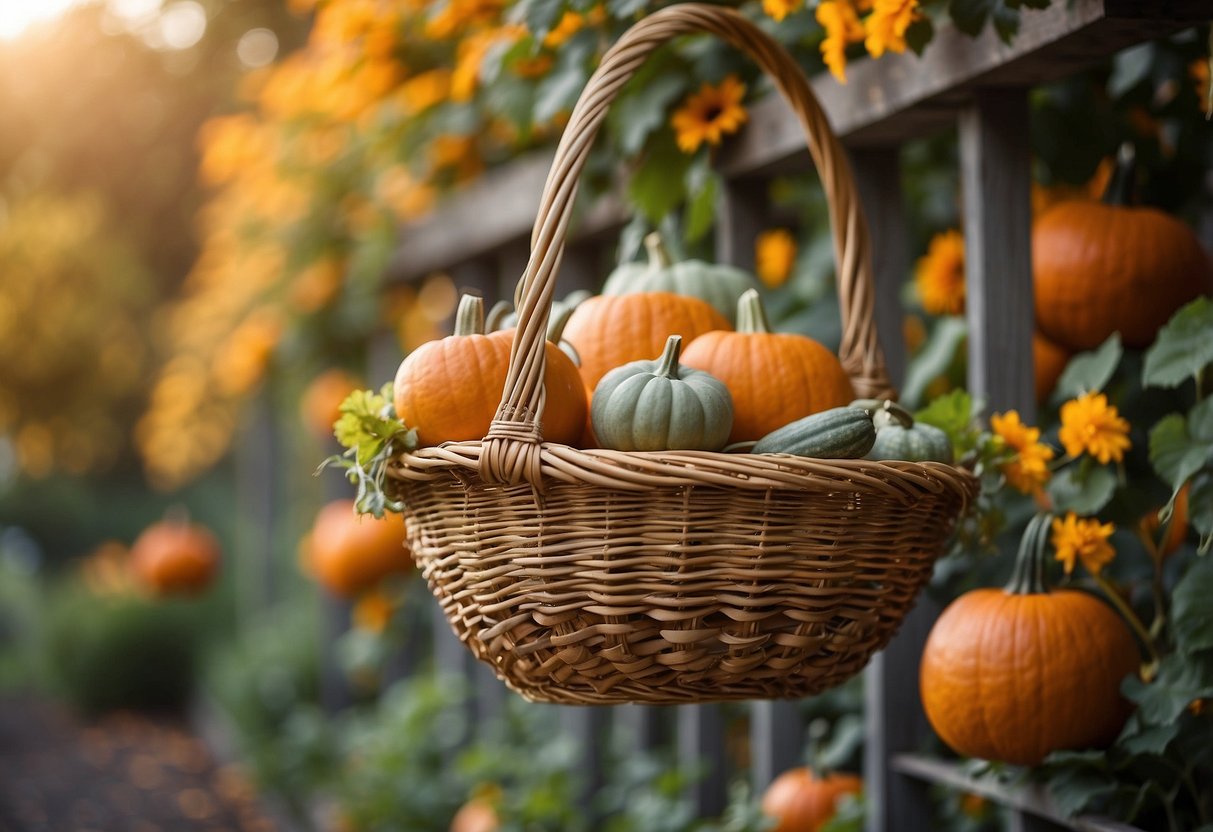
[388,3,978,705]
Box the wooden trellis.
[263,1,1210,829]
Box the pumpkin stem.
[1101,143,1137,207]
[453,294,485,336]
[655,335,684,379]
[736,288,772,334]
[485,300,512,332]
[850,398,913,428]
[1005,513,1053,595]
[644,232,674,269]
[562,289,593,310]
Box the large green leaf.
[627,130,694,225]
[1172,556,1213,652]
[901,317,968,408]
[1043,753,1118,818]
[1046,465,1117,514]
[1122,653,1213,724]
[1116,713,1180,755]
[1052,333,1122,404]
[683,162,720,244]
[1142,297,1213,389]
[609,73,686,156]
[533,34,593,124]
[949,0,1021,42]
[1190,472,1213,554]
[1149,397,1213,494]
[511,0,565,43]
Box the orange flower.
[1059,392,1131,464]
[451,26,524,102]
[1191,58,1211,115]
[398,69,452,114]
[353,588,395,633]
[755,229,797,288]
[991,410,1055,494]
[1051,513,1116,576]
[915,229,965,316]
[671,76,748,154]
[864,0,920,58]
[816,0,865,82]
[762,0,804,23]
[542,8,604,47]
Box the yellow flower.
[762,0,803,23]
[755,229,797,288]
[915,229,965,316]
[1059,391,1131,464]
[451,26,524,102]
[670,76,748,154]
[543,8,604,47]
[1191,58,1210,113]
[864,0,920,58]
[991,410,1055,494]
[1051,513,1116,576]
[353,589,395,634]
[816,0,865,82]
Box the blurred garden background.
[1,0,1211,830]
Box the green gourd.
[591,335,733,452]
[751,407,876,458]
[602,233,758,324]
[853,399,954,463]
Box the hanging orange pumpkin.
[680,289,854,443]
[920,514,1140,766]
[130,516,221,596]
[761,768,863,832]
[1033,144,1213,351]
[394,294,586,447]
[1032,331,1070,404]
[301,368,363,439]
[304,499,412,598]
[562,291,731,389]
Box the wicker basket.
[388,3,978,705]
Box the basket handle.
[481,2,892,487]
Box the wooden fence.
[252,2,1210,830]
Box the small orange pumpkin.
[304,499,412,598]
[449,798,498,832]
[562,291,731,389]
[761,768,862,832]
[394,294,586,447]
[1033,144,1213,351]
[920,514,1139,766]
[301,368,362,438]
[130,517,221,596]
[1032,331,1070,404]
[680,289,854,443]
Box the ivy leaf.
[1142,297,1213,389]
[627,129,694,225]
[1122,653,1213,724]
[1116,713,1180,755]
[1052,333,1122,404]
[901,317,968,409]
[1149,397,1213,495]
[684,159,720,243]
[1046,465,1117,515]
[533,34,593,124]
[606,0,647,18]
[915,389,973,440]
[609,73,686,156]
[1190,472,1213,554]
[949,0,1020,43]
[510,0,564,43]
[904,16,934,56]
[1172,556,1213,652]
[1043,753,1118,817]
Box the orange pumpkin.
[304,499,412,598]
[1033,145,1213,351]
[680,289,854,443]
[130,518,221,596]
[394,294,586,447]
[449,798,498,832]
[562,292,730,389]
[761,768,862,832]
[1032,331,1070,404]
[301,368,362,438]
[1139,483,1190,559]
[920,514,1139,766]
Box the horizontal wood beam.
[388,0,1204,281]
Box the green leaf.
[606,0,647,18]
[1116,713,1180,755]
[1046,465,1117,514]
[1190,472,1213,554]
[609,73,686,156]
[949,0,995,36]
[1052,333,1122,403]
[1172,556,1213,652]
[533,35,592,124]
[511,0,564,43]
[627,130,694,225]
[1149,397,1213,494]
[901,317,968,408]
[684,160,720,243]
[1142,297,1213,389]
[1122,653,1213,724]
[915,388,973,440]
[904,16,934,55]
[1044,758,1118,817]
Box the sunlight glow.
[0,0,89,41]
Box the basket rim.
[389,440,979,505]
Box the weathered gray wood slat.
[678,704,728,817]
[959,89,1036,420]
[616,704,665,751]
[387,0,1204,282]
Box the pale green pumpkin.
[602,233,758,324]
[591,335,734,452]
[852,399,954,463]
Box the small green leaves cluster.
[320,384,417,517]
